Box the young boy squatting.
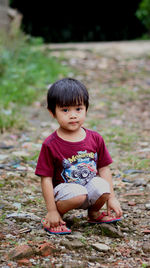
[35,78,122,234]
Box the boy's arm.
[41,176,65,227]
[98,166,115,197]
[98,166,122,217]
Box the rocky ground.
[0,41,150,267]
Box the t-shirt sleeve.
[35,143,54,177]
[97,135,113,168]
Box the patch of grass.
[83,225,101,236]
[141,263,148,268]
[0,213,6,223]
[79,237,87,245]
[0,108,25,130]
[102,126,138,150]
[33,197,43,204]
[122,155,150,170]
[97,84,138,103]
[0,33,70,131]
[136,159,150,170]
[23,151,40,162]
[104,86,138,102]
[87,119,99,130]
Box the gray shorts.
[54,176,110,209]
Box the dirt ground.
[0,41,150,267]
[46,40,150,56]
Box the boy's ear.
[48,109,55,118]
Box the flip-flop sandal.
[44,225,71,235]
[41,218,71,235]
[88,212,121,224]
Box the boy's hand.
[45,210,66,228]
[107,196,123,218]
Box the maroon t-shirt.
[35,128,113,187]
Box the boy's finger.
[115,207,122,217]
[107,208,111,216]
[60,220,66,225]
[119,209,123,217]
[116,208,122,218]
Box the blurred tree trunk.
[0,0,22,36]
[0,0,10,32]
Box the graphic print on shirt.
[61,151,97,185]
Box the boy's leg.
[54,183,88,215]
[56,195,87,215]
[88,193,110,219]
[42,183,87,234]
[85,177,113,220]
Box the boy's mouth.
[69,121,78,125]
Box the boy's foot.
[44,225,71,234]
[41,218,71,234]
[88,212,121,224]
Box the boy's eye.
[62,108,68,112]
[76,107,81,111]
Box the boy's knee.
[101,192,110,201]
[76,194,87,206]
[87,177,110,203]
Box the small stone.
[13,202,21,209]
[133,178,147,187]
[40,122,50,128]
[35,241,56,257]
[100,223,124,238]
[92,243,110,252]
[17,258,32,266]
[128,201,136,206]
[66,232,84,240]
[142,229,150,234]
[72,231,84,238]
[42,131,51,138]
[12,151,30,157]
[0,142,14,149]
[0,154,9,160]
[122,178,132,183]
[123,192,144,197]
[0,232,5,240]
[19,227,32,234]
[6,212,41,222]
[8,244,34,260]
[123,169,143,175]
[133,219,138,225]
[145,203,150,210]
[116,251,122,256]
[6,234,15,239]
[60,239,84,250]
[142,243,150,253]
[121,227,129,232]
[88,256,101,262]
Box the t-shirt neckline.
[54,127,88,145]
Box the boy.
[35,78,122,234]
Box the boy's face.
[53,104,87,132]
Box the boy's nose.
[70,111,77,118]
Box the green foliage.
[0,34,70,131]
[141,263,148,268]
[136,0,150,31]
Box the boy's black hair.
[47,78,89,115]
